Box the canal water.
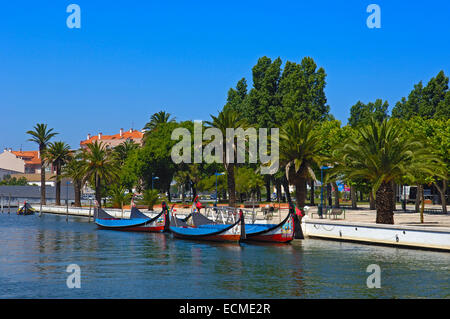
[0,213,448,298]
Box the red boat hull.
[172,232,240,242]
[243,214,295,243]
[97,224,165,233]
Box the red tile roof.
[80,130,143,145]
[11,151,41,165]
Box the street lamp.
[319,166,332,218]
[151,174,159,190]
[214,172,225,205]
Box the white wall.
[0,151,25,173]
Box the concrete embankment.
[29,205,151,218]
[301,217,450,251]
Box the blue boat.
[169,210,245,242]
[94,202,170,232]
[181,207,296,243]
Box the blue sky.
[1,1,449,150]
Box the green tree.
[279,119,322,207]
[436,91,450,118]
[107,184,132,213]
[0,175,28,186]
[348,99,389,127]
[392,70,449,119]
[224,78,248,114]
[143,111,176,134]
[139,189,162,211]
[113,139,139,165]
[173,170,190,203]
[128,121,184,200]
[44,141,72,206]
[205,108,248,207]
[278,57,330,123]
[26,123,58,205]
[81,141,119,207]
[228,56,330,202]
[235,166,264,202]
[331,118,442,224]
[61,152,84,207]
[405,117,449,214]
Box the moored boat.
[17,201,35,215]
[185,202,298,243]
[242,210,294,243]
[94,201,170,232]
[169,209,245,242]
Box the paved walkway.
[305,204,450,228]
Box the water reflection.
[0,213,449,298]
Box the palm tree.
[61,151,85,207]
[331,118,442,224]
[113,139,139,165]
[81,141,119,207]
[26,124,58,205]
[44,142,72,206]
[279,119,322,208]
[144,111,176,132]
[108,184,132,216]
[140,189,162,211]
[174,170,190,203]
[205,108,248,207]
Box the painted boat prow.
[243,211,295,243]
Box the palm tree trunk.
[55,164,61,206]
[310,179,315,205]
[369,191,375,210]
[294,178,307,208]
[265,176,271,202]
[327,183,332,206]
[434,180,447,214]
[282,177,292,204]
[40,145,46,205]
[332,182,339,208]
[415,185,421,213]
[191,183,197,201]
[226,164,236,207]
[392,181,397,211]
[74,180,81,207]
[420,186,425,223]
[375,181,394,224]
[276,180,282,202]
[351,185,357,209]
[95,173,102,208]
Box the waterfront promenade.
[305,204,450,227]
[301,204,450,251]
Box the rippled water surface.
[0,213,448,298]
